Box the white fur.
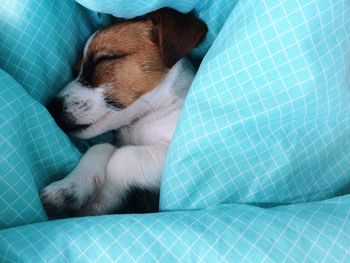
[58,81,111,125]
[83,32,97,59]
[41,59,195,215]
[74,59,194,143]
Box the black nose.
[47,97,88,132]
[47,97,73,131]
[47,97,66,128]
[47,97,63,118]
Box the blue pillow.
[160,0,350,210]
[0,0,111,228]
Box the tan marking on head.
[77,8,207,108]
[83,20,168,107]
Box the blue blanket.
[0,0,350,261]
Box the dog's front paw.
[40,180,81,212]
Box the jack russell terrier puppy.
[40,8,207,216]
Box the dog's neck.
[140,58,195,113]
[75,58,195,139]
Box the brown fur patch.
[81,20,168,107]
[77,8,207,108]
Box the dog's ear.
[148,8,207,68]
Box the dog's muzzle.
[47,97,90,132]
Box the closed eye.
[94,54,126,65]
[78,53,126,86]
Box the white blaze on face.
[58,80,111,125]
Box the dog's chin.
[68,111,122,139]
[70,126,97,139]
[69,118,108,139]
[66,124,91,133]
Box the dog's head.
[48,8,207,137]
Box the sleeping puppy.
[40,8,207,216]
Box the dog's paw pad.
[40,181,79,211]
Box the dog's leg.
[40,143,116,212]
[80,144,168,215]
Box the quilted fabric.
[0,0,111,228]
[161,0,350,210]
[1,0,350,261]
[75,0,239,63]
[1,196,350,262]
[0,70,80,228]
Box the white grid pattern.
[0,0,350,261]
[161,0,350,210]
[1,198,350,262]
[0,0,112,228]
[0,0,112,104]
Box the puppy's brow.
[94,53,126,65]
